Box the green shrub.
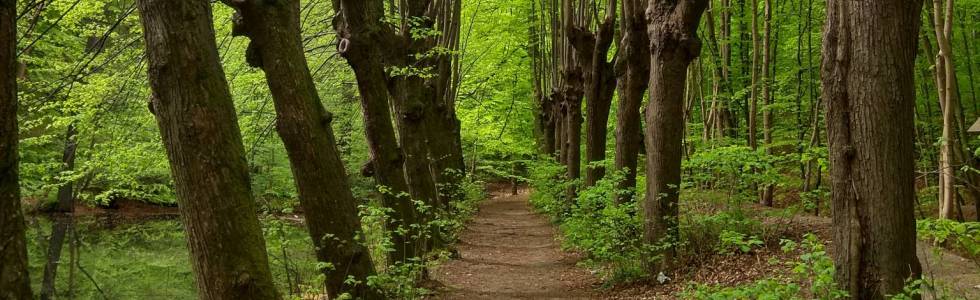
[716,230,764,255]
[917,218,980,266]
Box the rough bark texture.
[643,0,706,274]
[0,0,33,297]
[822,0,923,297]
[614,0,650,204]
[576,0,617,187]
[222,1,383,297]
[333,0,423,263]
[136,1,281,298]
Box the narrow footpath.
[430,189,598,299]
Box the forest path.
[429,188,598,299]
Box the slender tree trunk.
[333,0,422,263]
[136,1,281,298]
[40,217,71,300]
[614,0,650,204]
[760,0,774,206]
[56,124,78,212]
[644,0,707,275]
[748,0,760,149]
[822,0,923,297]
[0,0,33,296]
[933,0,964,220]
[221,1,383,297]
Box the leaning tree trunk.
[0,0,33,297]
[644,0,707,275]
[822,0,923,297]
[614,0,650,204]
[221,1,383,297]
[333,0,422,264]
[136,1,280,298]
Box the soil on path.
[430,189,599,299]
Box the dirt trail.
[430,190,598,299]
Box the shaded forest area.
[0,0,979,299]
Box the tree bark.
[333,0,423,263]
[136,1,281,298]
[644,0,707,275]
[822,0,923,297]
[614,0,650,204]
[748,0,760,149]
[40,217,71,300]
[578,0,617,187]
[0,0,33,297]
[759,0,774,206]
[560,0,585,201]
[221,1,383,297]
[932,0,965,220]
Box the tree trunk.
[333,0,423,264]
[932,0,964,220]
[748,0,760,149]
[822,0,923,297]
[136,1,281,298]
[221,1,383,297]
[40,217,71,300]
[0,0,33,296]
[614,0,650,204]
[579,0,617,187]
[56,124,78,212]
[759,0,774,206]
[644,0,707,275]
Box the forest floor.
[429,188,599,299]
[429,188,980,299]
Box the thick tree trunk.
[614,0,650,204]
[644,0,707,275]
[222,1,383,297]
[822,0,923,297]
[564,72,584,200]
[136,1,281,298]
[578,1,617,187]
[560,0,584,201]
[0,0,33,296]
[333,0,422,263]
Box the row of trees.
[1,0,467,299]
[529,0,936,298]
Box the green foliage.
[681,209,763,257]
[716,230,764,255]
[558,169,654,283]
[780,234,846,299]
[680,279,802,300]
[681,234,846,300]
[528,158,572,218]
[683,145,786,201]
[917,219,980,266]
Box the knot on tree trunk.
[360,160,375,177]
